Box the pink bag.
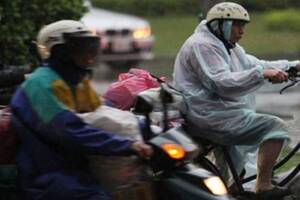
[103,68,164,110]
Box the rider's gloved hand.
[130,141,153,159]
[263,69,288,83]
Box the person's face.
[68,37,100,68]
[230,20,247,43]
[72,48,99,68]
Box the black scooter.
[131,85,233,200]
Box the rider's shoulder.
[22,67,59,90]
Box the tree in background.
[0,0,86,67]
[230,0,300,11]
[200,0,224,17]
[91,0,201,16]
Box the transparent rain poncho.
[173,20,299,175]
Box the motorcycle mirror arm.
[132,96,154,141]
[160,83,174,132]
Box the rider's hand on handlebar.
[263,69,288,83]
[130,141,153,159]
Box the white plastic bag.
[78,105,142,140]
[78,105,149,191]
[138,87,187,114]
[138,87,187,128]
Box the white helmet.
[206,2,250,23]
[37,20,95,60]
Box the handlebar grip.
[0,68,25,88]
[286,67,298,77]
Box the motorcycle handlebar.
[0,66,28,105]
[0,68,26,88]
[286,67,300,77]
[279,66,300,94]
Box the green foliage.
[147,15,198,56]
[232,0,300,11]
[264,9,300,32]
[91,0,201,16]
[0,0,86,67]
[276,146,300,173]
[91,0,300,16]
[146,13,300,58]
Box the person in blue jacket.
[10,20,153,200]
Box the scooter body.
[133,95,232,200]
[157,165,231,200]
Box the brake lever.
[280,67,300,94]
[280,80,298,94]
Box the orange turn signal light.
[162,143,186,160]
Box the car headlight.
[90,27,97,36]
[203,176,227,195]
[133,27,151,39]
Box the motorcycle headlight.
[203,176,227,195]
[162,143,186,160]
[133,27,151,39]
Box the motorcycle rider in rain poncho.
[173,2,300,193]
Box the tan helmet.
[37,20,95,60]
[206,2,250,23]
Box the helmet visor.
[65,35,101,67]
[67,35,100,57]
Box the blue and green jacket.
[10,62,134,199]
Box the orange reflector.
[162,143,186,160]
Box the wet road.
[256,83,300,147]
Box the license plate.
[112,36,131,52]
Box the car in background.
[81,1,155,68]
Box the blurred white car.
[81,2,155,68]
